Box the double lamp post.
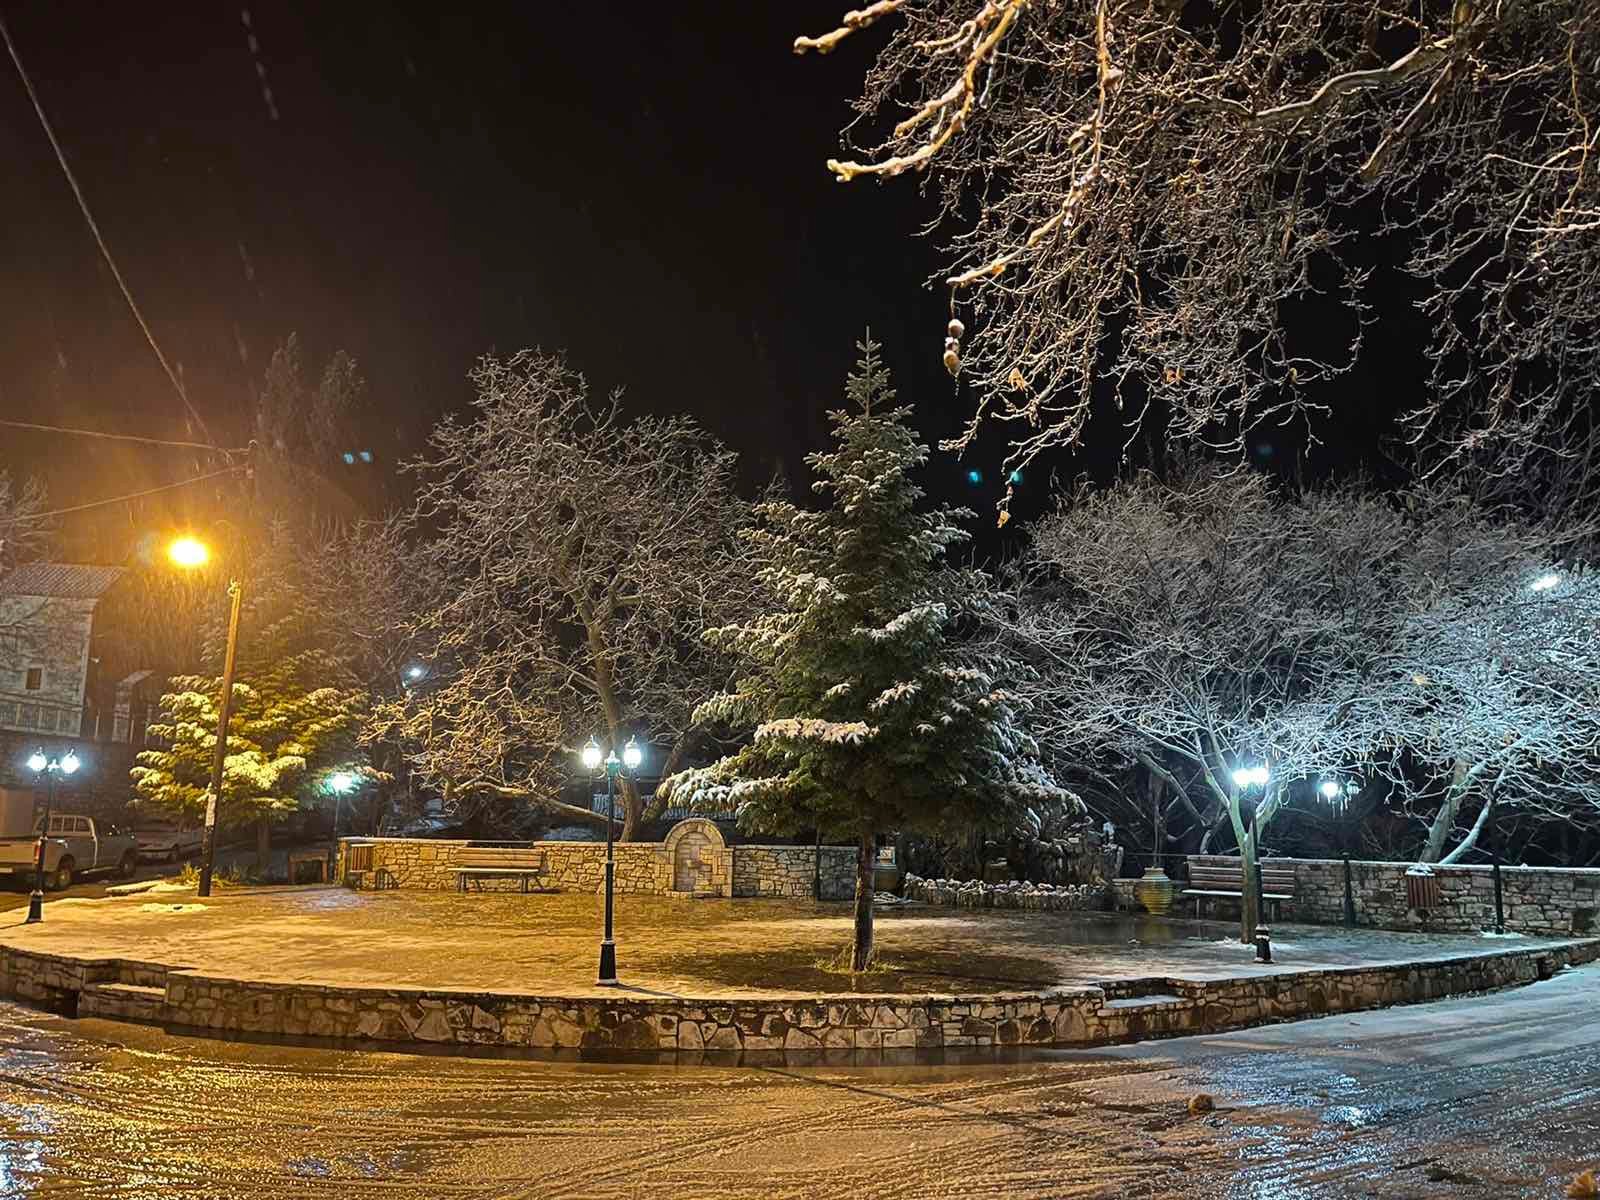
[24,748,81,924]
[580,735,642,986]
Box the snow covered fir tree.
[665,337,1077,970]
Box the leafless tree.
[0,471,48,572]
[395,351,758,839]
[796,2,1600,494]
[1374,556,1600,864]
[1006,461,1597,937]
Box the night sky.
[0,2,1402,558]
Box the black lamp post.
[581,735,642,987]
[24,748,81,923]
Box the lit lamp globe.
[60,753,80,775]
[1319,779,1342,800]
[327,771,357,794]
[622,738,643,771]
[580,738,603,772]
[26,752,47,774]
[168,537,210,569]
[1232,765,1270,789]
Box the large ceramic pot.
[1134,867,1176,916]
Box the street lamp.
[1317,777,1358,927]
[1231,765,1270,789]
[168,535,242,899]
[326,771,358,865]
[24,748,81,923]
[580,735,644,986]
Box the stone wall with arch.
[338,825,858,901]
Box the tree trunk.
[1422,758,1470,862]
[256,817,272,872]
[1238,827,1259,946]
[620,775,641,842]
[851,832,876,971]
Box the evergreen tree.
[667,337,1073,969]
[131,527,366,864]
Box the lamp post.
[24,748,81,923]
[168,536,242,899]
[1319,778,1358,927]
[327,771,358,870]
[581,735,643,987]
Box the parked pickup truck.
[0,813,139,889]
[133,821,204,863]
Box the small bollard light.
[1254,923,1272,963]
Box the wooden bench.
[1183,858,1297,921]
[449,847,549,893]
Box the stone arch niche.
[660,818,732,897]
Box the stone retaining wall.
[339,825,858,901]
[4,937,1594,1057]
[902,875,1107,912]
[1186,855,1600,936]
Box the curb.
[2,935,1595,1059]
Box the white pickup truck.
[0,813,139,889]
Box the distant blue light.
[966,468,983,485]
[358,450,373,463]
[342,452,356,465]
[1008,469,1023,485]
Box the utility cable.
[0,10,215,446]
[17,466,246,522]
[0,418,243,453]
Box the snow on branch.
[797,0,1600,480]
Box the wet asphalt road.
[0,966,1594,1198]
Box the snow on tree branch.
[798,1,1600,481]
[390,349,760,838]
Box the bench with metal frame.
[1183,858,1297,921]
[449,846,550,893]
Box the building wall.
[0,595,95,738]
[1184,854,1600,936]
[339,831,858,901]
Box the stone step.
[1102,993,1185,1010]
[79,982,167,1023]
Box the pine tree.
[667,337,1073,969]
[131,527,366,862]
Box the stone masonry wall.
[6,937,1594,1057]
[1185,855,1600,936]
[734,846,856,900]
[340,835,857,900]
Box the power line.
[0,10,215,446]
[18,466,246,522]
[0,418,244,453]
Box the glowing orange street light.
[167,536,210,569]
[168,536,241,899]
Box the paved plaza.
[0,884,1567,998]
[0,964,1596,1198]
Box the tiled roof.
[0,563,125,600]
